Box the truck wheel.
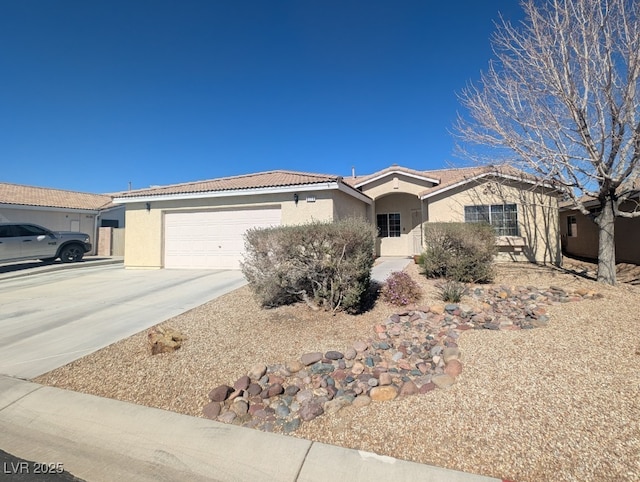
[59,244,85,263]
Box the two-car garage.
[163,207,281,269]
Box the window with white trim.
[464,204,519,236]
[376,213,401,237]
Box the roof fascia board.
[0,203,100,214]
[355,170,440,188]
[419,172,556,200]
[337,183,373,204]
[114,181,372,205]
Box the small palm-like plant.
[436,280,467,303]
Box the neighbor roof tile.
[0,182,114,210]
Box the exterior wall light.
[293,193,299,205]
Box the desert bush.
[241,218,375,313]
[435,280,468,303]
[421,222,496,283]
[380,271,422,306]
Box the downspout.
[420,196,424,253]
[93,211,100,256]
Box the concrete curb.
[0,257,124,281]
[0,376,500,482]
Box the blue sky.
[0,1,523,194]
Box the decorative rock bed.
[202,285,600,433]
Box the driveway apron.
[0,265,246,379]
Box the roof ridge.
[124,169,340,194]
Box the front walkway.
[371,257,413,283]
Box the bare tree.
[455,0,640,284]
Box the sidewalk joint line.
[0,379,45,412]
[294,440,314,481]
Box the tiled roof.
[115,170,343,198]
[417,165,522,198]
[0,182,114,210]
[342,165,440,187]
[344,164,534,198]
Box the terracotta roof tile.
[342,165,440,187]
[0,182,114,210]
[115,170,342,198]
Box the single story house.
[559,193,640,264]
[0,182,125,255]
[113,164,561,270]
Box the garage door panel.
[164,208,281,269]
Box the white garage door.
[164,208,281,269]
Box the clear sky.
[1,1,524,194]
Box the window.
[15,224,50,236]
[376,213,401,237]
[567,215,577,237]
[0,225,16,238]
[464,204,519,236]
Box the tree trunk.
[596,199,617,285]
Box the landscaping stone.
[248,363,267,380]
[209,385,233,402]
[234,375,251,391]
[202,401,221,419]
[203,283,598,433]
[432,374,456,389]
[444,359,463,378]
[301,352,323,366]
[300,400,324,421]
[325,350,344,360]
[370,385,398,401]
[147,326,186,355]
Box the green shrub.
[421,222,496,283]
[436,280,468,303]
[380,271,422,306]
[241,218,375,313]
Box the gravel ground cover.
[35,261,640,481]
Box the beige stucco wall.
[426,177,560,264]
[560,202,640,264]
[122,189,369,268]
[332,189,369,221]
[373,193,422,256]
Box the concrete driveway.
[0,264,247,379]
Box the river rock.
[370,385,398,401]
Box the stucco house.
[559,193,640,264]
[0,182,125,255]
[113,164,561,270]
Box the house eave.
[0,203,100,215]
[355,170,440,188]
[114,182,373,205]
[419,172,557,200]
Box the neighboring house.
[559,193,640,264]
[0,182,125,255]
[113,164,561,270]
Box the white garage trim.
[163,207,281,269]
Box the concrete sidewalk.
[0,376,500,482]
[371,257,413,283]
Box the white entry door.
[164,208,281,269]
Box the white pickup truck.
[0,223,92,264]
